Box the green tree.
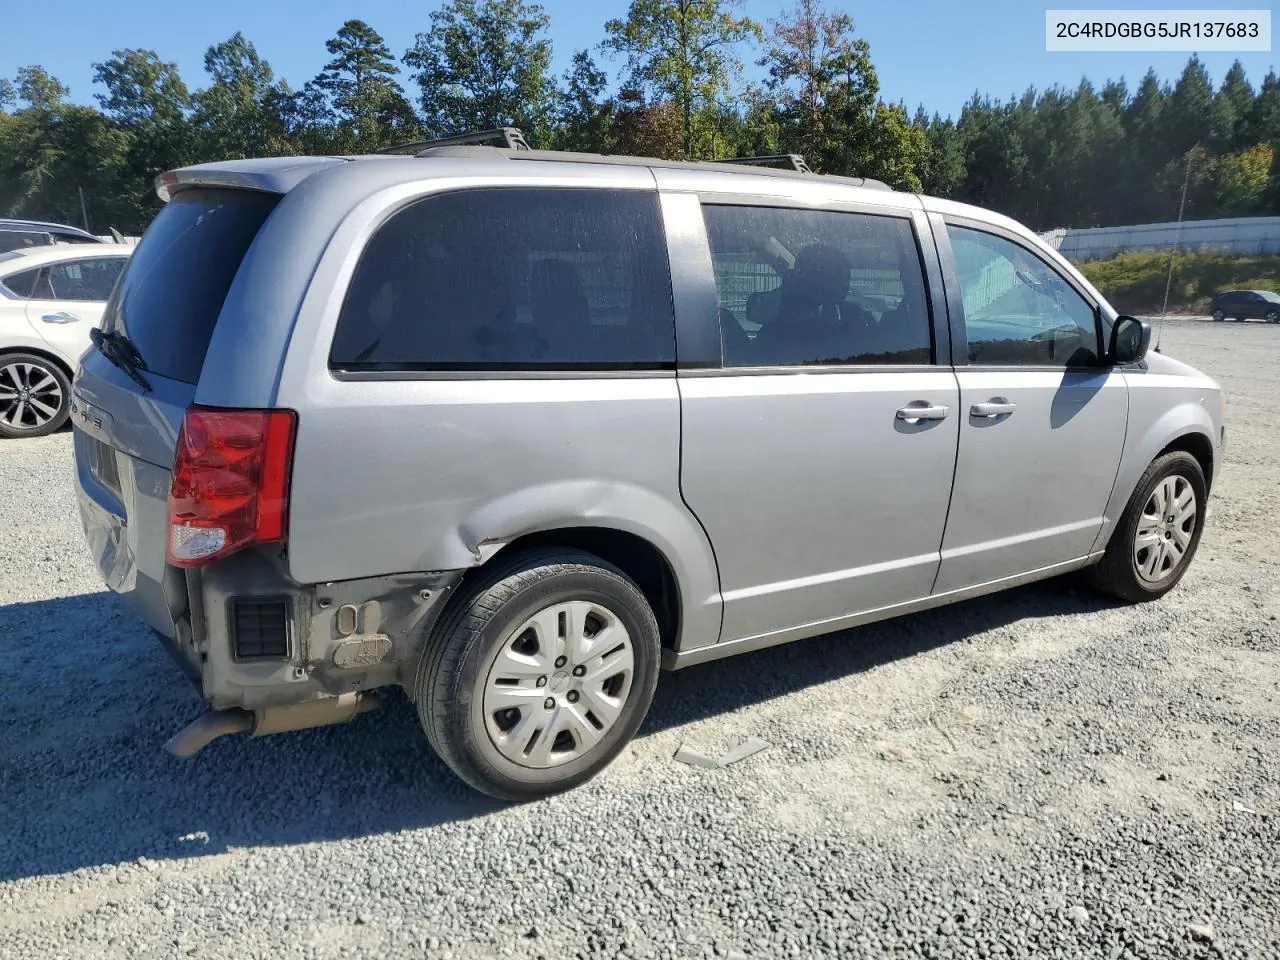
[735,87,782,156]
[608,88,684,158]
[914,108,964,197]
[92,49,195,228]
[94,50,190,126]
[1116,68,1171,223]
[1253,70,1280,145]
[1040,81,1126,227]
[311,20,417,152]
[1100,77,1128,114]
[279,82,342,155]
[760,0,874,171]
[404,0,556,144]
[1212,143,1273,213]
[1162,55,1214,158]
[16,66,70,111]
[1123,68,1165,147]
[860,101,925,191]
[553,50,613,152]
[0,66,129,230]
[193,33,292,159]
[759,0,919,185]
[955,94,1029,215]
[1253,71,1280,213]
[1213,60,1255,150]
[603,0,761,158]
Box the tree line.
[2,0,1278,237]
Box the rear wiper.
[90,327,152,392]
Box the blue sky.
[2,0,1276,119]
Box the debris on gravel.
[1188,921,1216,943]
[673,736,771,769]
[1066,905,1090,925]
[1,319,1278,960]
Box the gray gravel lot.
[1,318,1277,960]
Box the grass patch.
[1076,251,1280,315]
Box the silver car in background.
[71,132,1224,800]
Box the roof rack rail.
[378,127,531,156]
[715,154,813,174]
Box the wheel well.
[0,346,73,383]
[1159,432,1214,491]
[489,528,681,651]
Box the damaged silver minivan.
[72,131,1224,800]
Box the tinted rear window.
[329,188,675,371]
[702,204,933,366]
[2,267,41,298]
[104,188,279,384]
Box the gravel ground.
[1,318,1277,960]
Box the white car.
[0,245,131,437]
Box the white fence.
[1040,216,1280,261]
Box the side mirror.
[1110,315,1151,365]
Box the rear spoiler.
[154,158,351,202]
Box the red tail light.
[167,407,297,567]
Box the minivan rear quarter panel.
[262,167,724,652]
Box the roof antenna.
[1156,145,1197,354]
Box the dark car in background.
[1210,289,1280,323]
[0,219,104,254]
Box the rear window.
[0,231,51,253]
[329,188,676,371]
[104,188,279,384]
[1,267,41,298]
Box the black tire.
[0,353,71,439]
[415,548,661,801]
[1266,310,1279,324]
[1088,451,1207,603]
[1211,310,1225,322]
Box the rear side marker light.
[167,407,297,567]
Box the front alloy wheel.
[1266,310,1279,324]
[1211,310,1225,322]
[1132,475,1197,586]
[1088,450,1207,603]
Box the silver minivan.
[72,133,1224,800]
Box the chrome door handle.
[971,399,1016,418]
[41,312,81,324]
[896,402,950,423]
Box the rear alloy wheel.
[1211,310,1225,322]
[416,548,661,801]
[0,354,70,439]
[1089,451,1206,602]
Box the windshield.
[103,187,279,385]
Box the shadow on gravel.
[0,580,1118,882]
[644,577,1122,734]
[0,592,499,884]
